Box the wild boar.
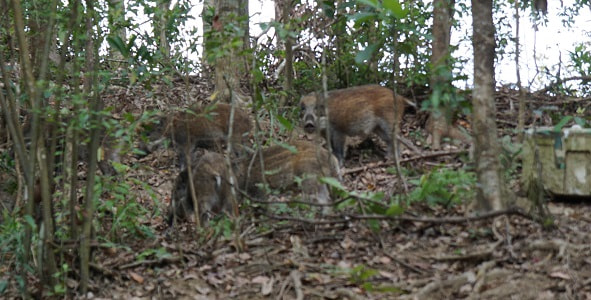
[240,140,340,209]
[167,151,239,226]
[299,84,407,165]
[142,102,251,168]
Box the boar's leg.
[374,120,395,160]
[330,130,346,165]
[301,177,332,214]
[167,169,193,226]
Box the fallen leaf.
[549,271,570,280]
[378,256,391,264]
[252,275,270,284]
[261,277,274,295]
[129,271,144,284]
[340,236,355,250]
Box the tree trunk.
[80,0,102,293]
[212,0,249,103]
[155,0,171,60]
[201,0,215,75]
[428,0,470,149]
[107,0,126,67]
[276,0,294,106]
[515,0,526,141]
[471,0,506,211]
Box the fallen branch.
[264,207,533,225]
[343,149,468,175]
[348,207,532,224]
[290,270,304,300]
[118,256,182,270]
[382,251,426,274]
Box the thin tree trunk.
[428,0,459,149]
[202,0,215,74]
[108,0,126,67]
[276,0,294,106]
[80,0,102,293]
[155,0,170,59]
[471,0,505,210]
[515,0,526,141]
[213,0,249,103]
[11,0,39,271]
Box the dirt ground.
[5,81,591,299]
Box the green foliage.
[499,135,522,179]
[346,264,403,293]
[136,247,172,262]
[569,43,591,95]
[348,264,379,285]
[210,215,236,239]
[423,63,471,116]
[321,176,405,225]
[0,211,32,296]
[409,167,476,207]
[203,6,249,63]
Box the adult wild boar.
[299,84,407,165]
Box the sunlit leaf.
[355,43,380,64]
[383,0,407,18]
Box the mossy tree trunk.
[471,0,506,210]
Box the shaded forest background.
[1,0,591,298]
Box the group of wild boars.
[299,84,408,165]
[168,140,341,225]
[142,102,251,168]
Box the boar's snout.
[303,114,317,133]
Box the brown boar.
[299,84,407,165]
[167,151,239,226]
[142,102,251,168]
[240,140,340,209]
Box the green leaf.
[23,215,36,230]
[382,0,407,18]
[367,218,380,231]
[574,116,586,127]
[356,0,379,9]
[386,203,404,216]
[554,116,573,132]
[275,114,294,131]
[112,161,129,173]
[320,176,347,190]
[355,43,380,64]
[106,35,129,57]
[348,12,377,24]
[0,279,8,293]
[273,139,298,153]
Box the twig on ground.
[343,149,468,175]
[382,251,426,274]
[265,207,534,226]
[118,256,182,270]
[290,270,304,300]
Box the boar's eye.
[299,104,305,117]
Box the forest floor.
[5,80,591,299]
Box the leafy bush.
[409,167,476,206]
